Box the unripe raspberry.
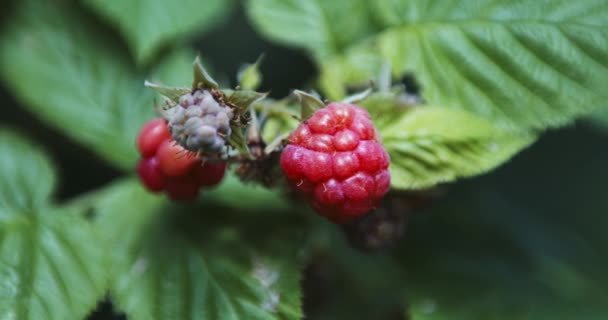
[280,103,391,223]
[165,175,200,201]
[194,162,227,187]
[156,140,198,177]
[168,90,233,154]
[136,117,229,202]
[136,119,171,158]
[136,157,167,192]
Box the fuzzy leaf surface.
[248,0,608,130]
[0,0,155,170]
[0,130,106,320]
[90,180,304,320]
[379,107,535,189]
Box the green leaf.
[0,131,55,213]
[151,48,199,88]
[0,0,155,170]
[193,56,220,90]
[91,180,304,320]
[246,0,378,58]
[379,107,535,189]
[359,90,419,129]
[238,57,264,91]
[224,89,267,117]
[146,51,216,103]
[0,130,106,319]
[341,87,373,104]
[144,81,189,104]
[229,127,253,159]
[203,173,291,212]
[83,0,232,65]
[293,90,324,121]
[258,100,300,147]
[249,0,608,131]
[394,127,608,318]
[352,0,608,130]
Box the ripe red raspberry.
[280,103,390,223]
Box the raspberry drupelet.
[280,103,391,223]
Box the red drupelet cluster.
[136,118,226,201]
[280,103,391,223]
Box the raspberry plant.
[1,0,608,319]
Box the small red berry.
[136,119,172,158]
[156,139,198,177]
[194,162,227,187]
[165,175,200,201]
[135,117,230,202]
[281,102,390,223]
[136,157,167,192]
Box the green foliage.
[203,173,291,212]
[0,0,155,170]
[587,108,608,133]
[193,56,220,90]
[257,99,300,146]
[247,0,608,131]
[2,0,608,318]
[394,131,608,318]
[238,57,264,91]
[83,0,233,65]
[0,132,55,212]
[246,0,377,58]
[376,106,535,189]
[144,51,209,103]
[0,124,296,320]
[0,130,106,320]
[89,180,304,320]
[293,90,324,120]
[151,48,200,88]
